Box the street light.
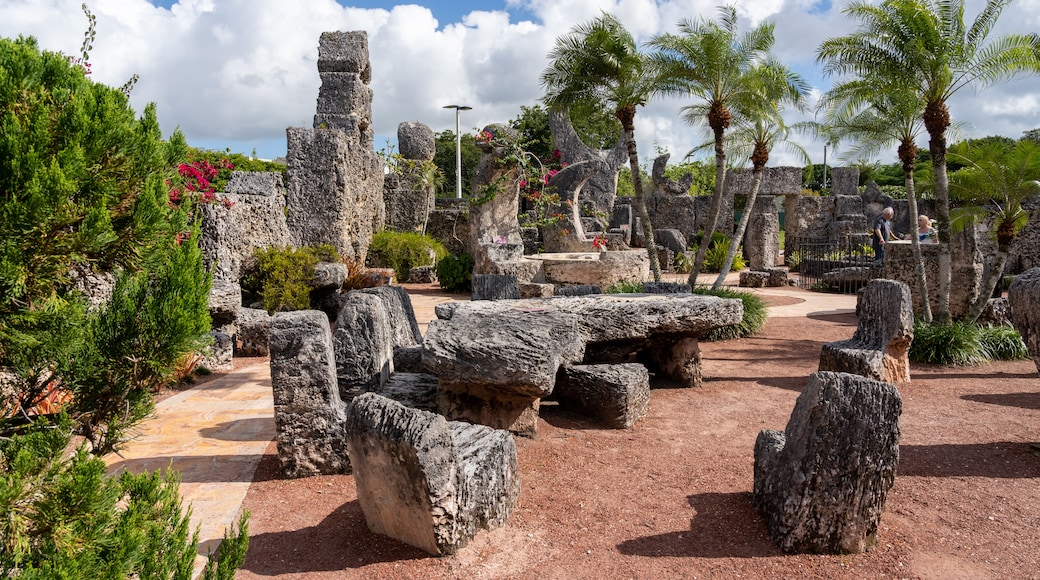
[443,104,472,199]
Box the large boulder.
[754,371,902,554]
[332,292,395,399]
[1009,268,1040,375]
[345,393,519,555]
[269,310,350,477]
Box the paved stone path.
[104,276,855,569]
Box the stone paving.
[104,275,855,569]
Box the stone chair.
[345,393,520,556]
[753,371,902,554]
[819,278,913,383]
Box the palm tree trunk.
[925,100,952,324]
[904,168,932,323]
[688,128,727,285]
[712,165,762,290]
[622,121,661,281]
[963,243,1009,324]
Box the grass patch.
[908,321,1027,365]
[605,279,646,294]
[691,286,767,341]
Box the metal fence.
[785,236,878,293]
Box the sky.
[2,0,1039,168]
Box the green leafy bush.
[0,417,248,578]
[241,244,339,314]
[691,286,767,341]
[910,321,988,366]
[436,254,474,293]
[369,231,449,282]
[977,324,1029,361]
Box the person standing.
[872,207,894,262]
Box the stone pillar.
[286,31,384,262]
[830,167,860,196]
[744,195,780,270]
[384,121,436,233]
[1009,268,1040,376]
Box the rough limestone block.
[819,279,914,383]
[379,372,439,412]
[236,307,271,357]
[555,284,601,297]
[345,393,519,555]
[554,364,650,428]
[472,274,520,301]
[398,121,436,161]
[408,265,436,284]
[739,271,769,288]
[312,262,348,290]
[765,267,789,287]
[754,371,902,554]
[1009,268,1040,375]
[208,280,241,323]
[393,345,423,374]
[200,331,234,372]
[357,285,423,347]
[519,282,555,298]
[422,308,584,436]
[654,228,687,256]
[332,292,394,399]
[642,282,690,294]
[269,310,350,477]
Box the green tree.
[647,5,789,285]
[433,129,481,197]
[541,12,663,281]
[710,62,809,289]
[818,0,1040,323]
[0,35,211,452]
[948,139,1040,323]
[820,80,935,322]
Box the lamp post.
[443,104,472,199]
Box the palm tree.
[818,0,1040,323]
[647,5,782,285]
[541,13,663,281]
[948,139,1040,323]
[708,62,809,290]
[820,81,934,322]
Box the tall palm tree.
[647,5,782,285]
[948,139,1040,323]
[818,0,1040,323]
[708,62,809,289]
[541,13,662,281]
[820,81,934,322]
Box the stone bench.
[754,371,902,554]
[345,393,519,556]
[434,293,742,389]
[422,307,586,436]
[819,279,913,383]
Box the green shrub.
[0,418,248,578]
[436,254,474,293]
[910,321,988,366]
[691,286,767,341]
[605,279,646,294]
[702,237,745,273]
[977,324,1029,361]
[369,231,449,282]
[241,245,339,314]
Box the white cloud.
[1,0,1037,166]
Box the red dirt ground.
[235,295,1040,579]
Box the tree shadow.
[198,417,275,441]
[239,499,429,575]
[617,492,776,558]
[961,392,1040,411]
[107,454,266,483]
[898,442,1040,478]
